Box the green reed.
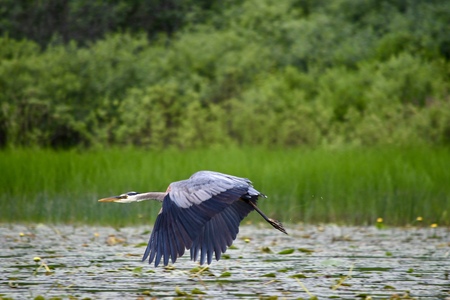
[0,147,448,226]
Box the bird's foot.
[268,218,288,235]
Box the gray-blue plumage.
[142,171,286,267]
[99,170,287,267]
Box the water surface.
[1,224,449,299]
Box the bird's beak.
[98,196,121,203]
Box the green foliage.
[0,147,448,226]
[0,0,227,46]
[0,0,450,149]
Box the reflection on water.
[1,224,449,299]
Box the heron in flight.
[98,170,287,267]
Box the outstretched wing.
[189,197,257,265]
[142,171,262,267]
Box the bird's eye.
[127,191,138,196]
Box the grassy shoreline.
[0,147,448,226]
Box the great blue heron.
[98,170,287,267]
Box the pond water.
[1,224,449,299]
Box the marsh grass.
[0,147,448,226]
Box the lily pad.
[278,248,295,255]
[191,288,206,294]
[220,271,231,277]
[298,248,314,254]
[290,273,307,279]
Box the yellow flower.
[33,257,41,262]
[416,216,423,222]
[430,223,438,228]
[376,218,383,223]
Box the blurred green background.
[0,0,449,226]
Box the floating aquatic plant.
[278,249,295,255]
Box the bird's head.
[98,191,140,203]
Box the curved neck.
[135,192,166,202]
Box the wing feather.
[172,220,187,257]
[190,198,257,264]
[168,171,252,208]
[166,221,176,266]
[143,170,264,266]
